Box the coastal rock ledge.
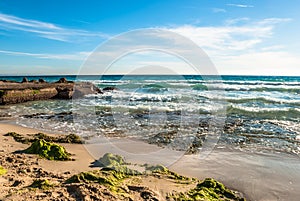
[0,78,101,105]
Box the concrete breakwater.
[0,78,101,105]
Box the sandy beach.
[1,122,299,200]
[0,122,248,200]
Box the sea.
[1,75,300,156]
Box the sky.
[0,0,300,75]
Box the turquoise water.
[1,75,300,155]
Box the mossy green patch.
[97,153,140,175]
[167,178,246,201]
[28,179,53,190]
[145,164,169,173]
[32,90,40,95]
[0,90,5,96]
[66,169,129,186]
[24,139,72,161]
[145,164,192,183]
[0,166,7,176]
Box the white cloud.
[161,18,300,75]
[0,13,109,42]
[0,49,90,60]
[227,4,254,8]
[215,51,300,75]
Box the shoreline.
[1,122,300,200]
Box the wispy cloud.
[227,4,254,8]
[161,18,298,75]
[0,49,90,60]
[212,8,227,13]
[165,18,291,53]
[0,13,109,42]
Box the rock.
[22,77,28,83]
[39,78,46,83]
[11,180,23,187]
[55,86,74,99]
[57,77,68,83]
[0,88,58,105]
[0,79,101,104]
[103,87,118,91]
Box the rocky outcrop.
[0,88,58,104]
[0,78,102,105]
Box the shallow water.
[1,75,299,156]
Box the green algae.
[98,153,125,167]
[67,153,140,186]
[145,164,169,173]
[24,139,72,161]
[66,169,129,186]
[0,90,5,97]
[4,132,31,144]
[167,178,246,201]
[28,179,53,190]
[97,153,140,175]
[145,164,192,183]
[5,132,83,144]
[0,166,7,176]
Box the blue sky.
[0,0,300,75]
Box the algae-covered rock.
[167,178,246,201]
[145,164,169,173]
[0,166,7,176]
[5,132,84,144]
[4,132,31,144]
[96,153,140,175]
[98,153,125,167]
[66,170,128,186]
[28,179,53,190]
[146,164,191,182]
[24,139,72,161]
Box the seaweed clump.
[97,153,140,175]
[28,179,53,190]
[4,132,83,144]
[24,139,72,161]
[145,164,192,183]
[0,166,7,176]
[167,178,246,201]
[66,169,129,186]
[67,153,140,186]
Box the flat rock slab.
[0,80,101,105]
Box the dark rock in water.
[55,86,74,99]
[103,86,118,91]
[39,78,46,83]
[22,77,29,83]
[72,82,103,98]
[57,77,68,83]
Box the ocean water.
[1,75,300,155]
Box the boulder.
[22,77,29,83]
[39,78,46,83]
[57,77,68,83]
